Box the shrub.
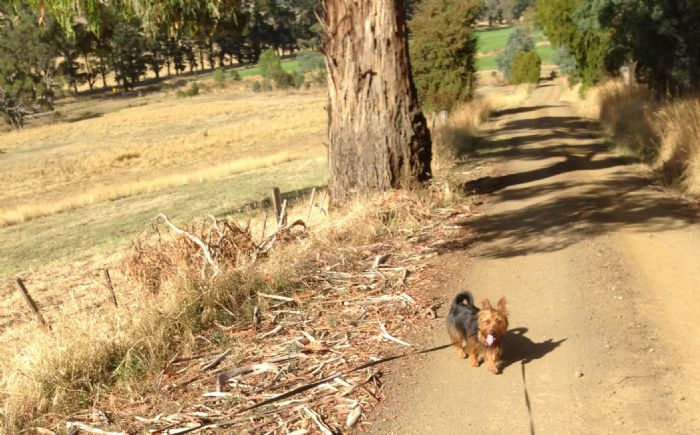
[230,70,242,81]
[553,47,578,84]
[310,70,326,86]
[272,69,295,89]
[176,81,200,97]
[291,70,305,89]
[251,80,262,92]
[259,48,282,79]
[261,80,273,92]
[496,26,535,79]
[509,51,541,84]
[297,50,324,74]
[212,68,227,87]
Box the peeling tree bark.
[321,0,432,206]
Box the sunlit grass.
[0,82,326,227]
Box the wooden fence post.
[14,278,50,330]
[306,187,317,223]
[318,190,328,216]
[271,187,284,228]
[278,200,288,228]
[102,269,118,308]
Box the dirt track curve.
[371,79,700,434]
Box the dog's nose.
[489,330,496,336]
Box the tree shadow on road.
[501,327,566,372]
[451,97,699,259]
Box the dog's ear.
[497,297,506,310]
[481,298,492,309]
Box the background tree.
[109,16,148,90]
[55,30,84,93]
[600,0,700,96]
[144,32,166,79]
[72,23,99,90]
[512,0,536,20]
[536,0,610,87]
[0,9,59,128]
[409,0,480,112]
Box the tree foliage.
[109,16,148,90]
[409,0,480,112]
[600,0,700,95]
[536,0,611,87]
[0,9,59,128]
[510,50,541,84]
[495,26,535,79]
[513,0,536,19]
[0,0,321,127]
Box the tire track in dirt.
[371,79,699,434]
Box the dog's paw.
[469,356,480,367]
[487,364,501,374]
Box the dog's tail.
[452,290,475,307]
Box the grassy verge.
[432,84,532,172]
[0,156,326,278]
[577,79,700,195]
[1,183,465,432]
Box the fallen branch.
[154,213,217,272]
[304,407,334,435]
[346,405,362,428]
[200,349,230,371]
[65,422,125,435]
[258,292,294,302]
[379,322,412,347]
[258,325,283,338]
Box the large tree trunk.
[322,0,432,205]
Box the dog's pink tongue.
[486,334,495,346]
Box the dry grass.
[0,82,326,227]
[432,84,531,173]
[432,100,492,173]
[654,99,700,194]
[0,183,462,432]
[574,79,700,194]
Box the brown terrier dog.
[447,291,509,374]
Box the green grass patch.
[238,59,299,78]
[476,56,498,70]
[475,26,553,71]
[477,45,555,71]
[475,27,515,53]
[535,45,554,64]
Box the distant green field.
[238,59,300,78]
[476,56,498,70]
[475,27,515,52]
[475,26,554,70]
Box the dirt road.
[372,79,700,434]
